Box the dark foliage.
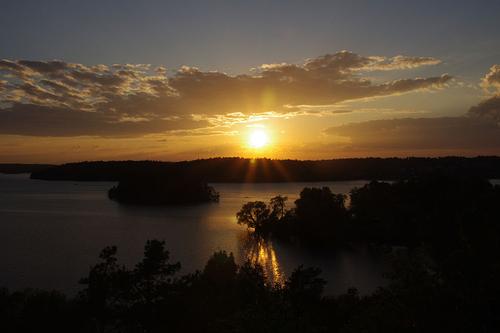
[349,174,500,249]
[2,230,500,332]
[236,199,275,234]
[108,174,219,205]
[237,188,349,245]
[233,174,500,331]
[240,173,500,249]
[293,187,348,244]
[2,175,500,332]
[30,156,500,182]
[0,240,336,333]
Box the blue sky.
[2,0,498,76]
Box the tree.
[78,245,129,332]
[285,265,326,304]
[78,240,181,332]
[294,187,348,243]
[131,240,181,304]
[269,195,288,221]
[203,251,238,285]
[236,201,271,232]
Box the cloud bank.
[325,66,500,155]
[0,51,450,137]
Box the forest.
[29,156,500,182]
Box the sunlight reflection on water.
[239,234,285,285]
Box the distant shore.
[0,163,54,174]
[19,156,500,183]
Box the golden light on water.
[245,237,284,285]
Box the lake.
[0,173,390,295]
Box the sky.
[1,0,500,163]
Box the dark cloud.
[17,60,68,74]
[0,51,450,137]
[280,52,441,75]
[326,117,500,151]
[324,94,500,154]
[467,94,500,123]
[378,75,452,92]
[39,79,72,93]
[0,59,25,72]
[0,104,208,137]
[321,64,500,155]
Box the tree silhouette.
[269,195,288,220]
[78,240,181,332]
[236,201,271,233]
[293,187,348,244]
[202,251,238,286]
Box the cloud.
[0,104,208,137]
[324,94,500,155]
[17,60,68,74]
[172,52,450,116]
[481,65,500,92]
[0,59,25,73]
[468,64,500,123]
[325,117,500,151]
[365,55,441,71]
[0,51,450,137]
[467,94,500,123]
[263,52,441,74]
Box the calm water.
[0,174,390,295]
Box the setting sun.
[248,130,269,148]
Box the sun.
[248,130,269,148]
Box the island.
[108,175,219,205]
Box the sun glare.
[248,130,269,148]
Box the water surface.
[0,174,389,295]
